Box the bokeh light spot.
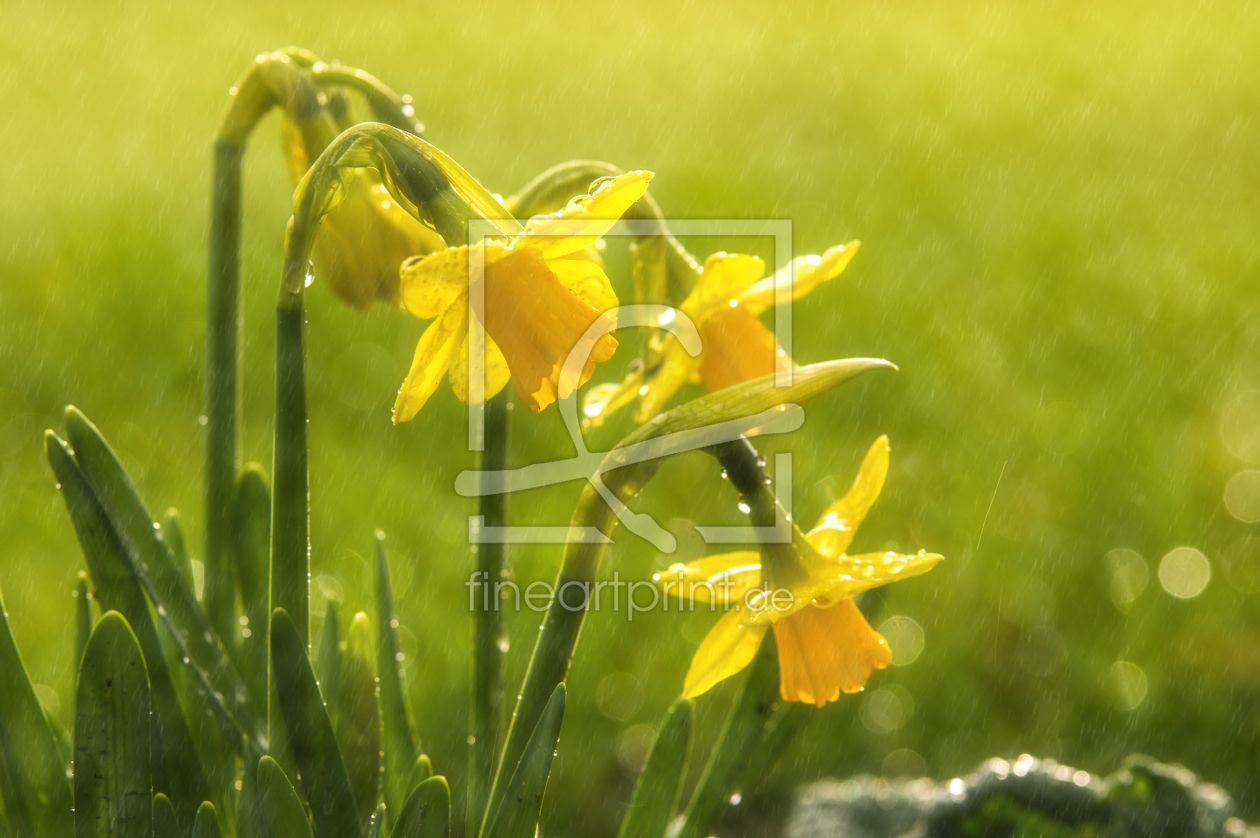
[1109,661,1148,710]
[1158,547,1210,599]
[878,615,925,666]
[1223,470,1260,523]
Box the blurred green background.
[2,0,1259,833]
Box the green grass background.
[2,0,1259,833]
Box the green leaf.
[338,612,382,821]
[366,804,387,838]
[675,635,779,838]
[47,431,211,827]
[618,698,693,838]
[482,685,564,838]
[393,777,450,838]
[406,756,432,796]
[270,609,362,838]
[161,510,195,596]
[74,574,92,683]
[74,611,152,838]
[192,802,220,838]
[61,409,265,753]
[153,793,179,838]
[256,757,313,838]
[316,601,342,720]
[375,535,418,821]
[231,465,271,719]
[0,583,74,838]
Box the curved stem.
[204,139,245,648]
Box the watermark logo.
[456,218,799,552]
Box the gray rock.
[786,755,1256,838]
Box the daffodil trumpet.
[661,435,943,706]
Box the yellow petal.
[400,245,492,321]
[546,256,619,321]
[654,552,762,604]
[633,334,701,423]
[806,435,890,558]
[809,550,945,606]
[740,241,859,315]
[686,253,765,321]
[449,333,512,405]
[522,171,653,259]
[580,370,643,429]
[683,607,768,698]
[772,599,890,706]
[392,293,469,424]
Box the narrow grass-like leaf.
[0,584,74,838]
[339,612,382,821]
[47,432,210,826]
[256,757,314,838]
[153,793,179,838]
[270,609,361,838]
[482,685,564,838]
[62,409,265,753]
[618,698,693,838]
[45,711,73,780]
[74,574,92,682]
[407,755,432,795]
[192,802,220,838]
[375,534,418,820]
[231,465,270,718]
[316,601,342,718]
[675,636,779,838]
[367,804,387,838]
[394,776,451,838]
[74,611,152,838]
[161,510,195,596]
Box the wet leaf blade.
[376,535,418,819]
[338,612,382,821]
[270,608,362,838]
[256,757,313,838]
[62,408,265,752]
[74,611,153,838]
[192,802,221,838]
[393,776,451,838]
[153,793,178,838]
[231,466,271,719]
[482,685,565,838]
[47,431,211,826]
[618,698,693,838]
[0,583,75,838]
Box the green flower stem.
[271,288,309,646]
[308,64,421,135]
[204,137,245,648]
[469,388,510,838]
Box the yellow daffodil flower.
[656,435,942,706]
[391,171,653,422]
[279,83,446,310]
[584,242,859,425]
